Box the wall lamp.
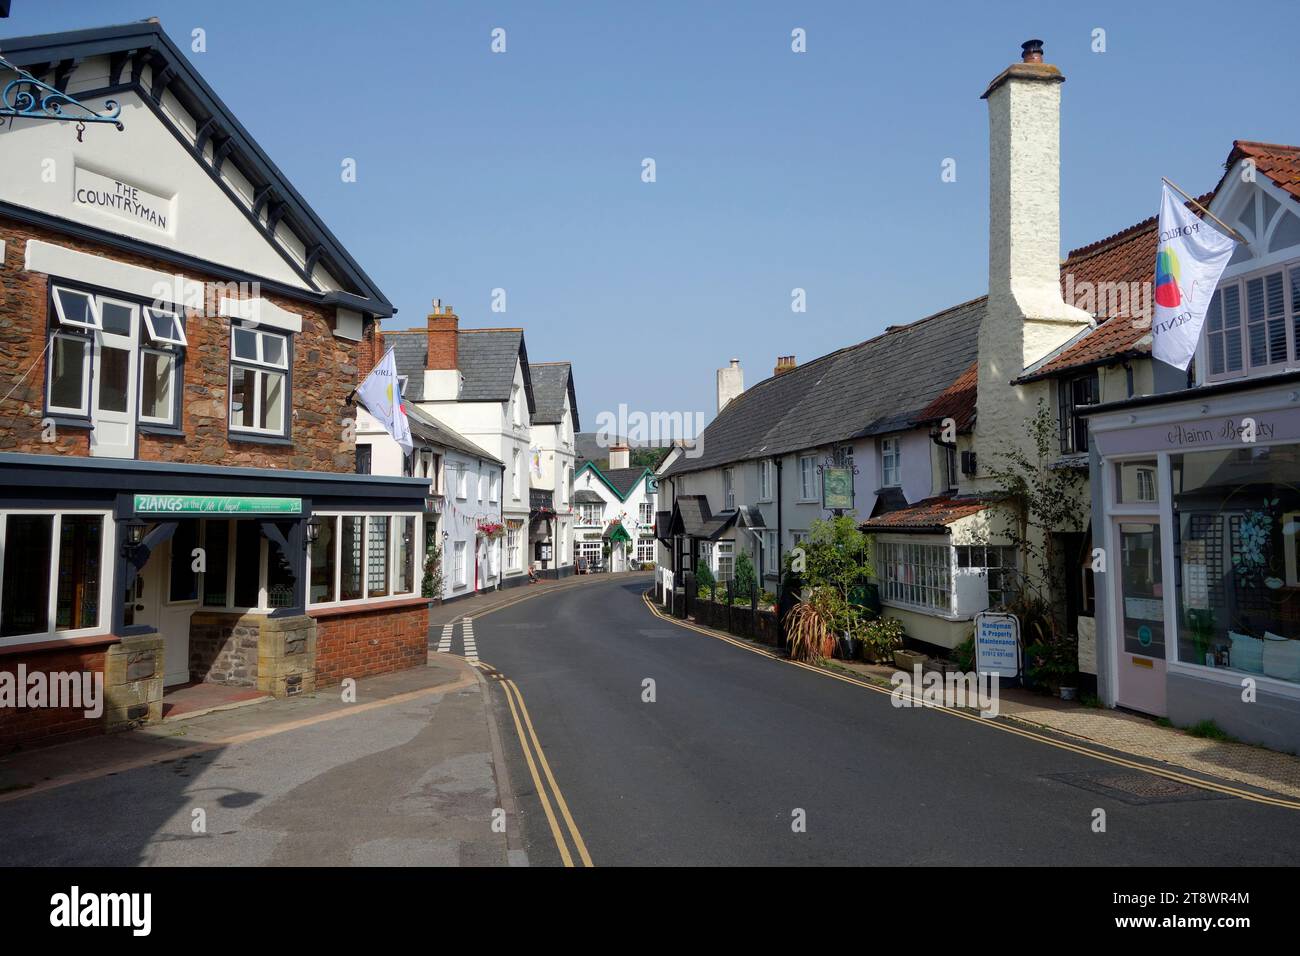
[305,515,322,547]
[120,518,147,558]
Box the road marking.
[640,593,1300,811]
[437,620,455,653]
[463,617,478,663]
[475,659,594,867]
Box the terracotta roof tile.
[916,360,977,432]
[860,495,989,532]
[1031,140,1300,381]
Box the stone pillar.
[103,635,164,733]
[258,614,317,698]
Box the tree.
[734,551,757,599]
[421,535,444,600]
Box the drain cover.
[1044,769,1231,805]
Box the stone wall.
[314,601,429,686]
[0,216,360,471]
[189,612,261,687]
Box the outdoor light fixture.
[120,518,147,558]
[306,515,322,546]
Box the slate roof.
[529,362,579,430]
[387,329,534,411]
[860,495,990,533]
[404,403,499,463]
[581,463,652,500]
[573,489,604,504]
[663,297,985,477]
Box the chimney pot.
[426,300,459,371]
[1021,39,1044,63]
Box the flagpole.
[1162,177,1249,246]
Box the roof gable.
[0,20,391,315]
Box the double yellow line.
[641,593,1300,811]
[475,660,594,866]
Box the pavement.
[0,655,521,866]
[470,574,1300,865]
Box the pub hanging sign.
[134,494,302,516]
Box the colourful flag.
[356,347,413,455]
[1151,182,1237,370]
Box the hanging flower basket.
[477,521,506,541]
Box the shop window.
[233,520,262,608]
[341,516,364,600]
[368,516,390,598]
[168,521,200,603]
[310,515,338,604]
[229,325,289,436]
[1057,372,1098,455]
[1,513,107,641]
[397,516,417,595]
[1173,446,1300,683]
[201,521,230,607]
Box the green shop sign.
[134,494,303,516]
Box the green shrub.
[695,562,716,591]
[862,617,905,661]
[734,552,758,599]
[952,633,975,672]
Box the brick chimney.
[716,358,744,413]
[773,355,797,376]
[358,320,385,378]
[973,39,1091,487]
[427,298,459,370]
[609,444,631,469]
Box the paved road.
[474,574,1300,866]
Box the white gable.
[0,87,311,289]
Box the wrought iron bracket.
[1,56,124,137]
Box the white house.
[389,302,536,589]
[526,362,580,578]
[574,445,660,572]
[355,394,503,603]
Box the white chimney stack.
[973,39,1092,487]
[609,444,631,470]
[716,358,744,414]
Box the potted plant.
[1025,639,1078,698]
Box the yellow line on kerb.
[640,593,1300,811]
[475,660,594,866]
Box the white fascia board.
[218,295,302,333]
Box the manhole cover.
[1044,769,1231,805]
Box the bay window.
[229,324,289,436]
[879,540,951,613]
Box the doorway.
[1112,518,1168,715]
[89,298,138,459]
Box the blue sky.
[6,1,1295,430]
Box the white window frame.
[506,520,522,571]
[723,468,735,510]
[881,437,901,488]
[758,459,772,501]
[715,540,735,583]
[512,449,522,499]
[229,324,289,436]
[305,511,421,609]
[51,285,101,331]
[798,455,817,501]
[143,307,187,346]
[878,538,954,616]
[489,470,499,503]
[456,463,469,500]
[638,501,655,525]
[46,330,93,417]
[0,510,113,647]
[761,529,779,575]
[138,346,178,426]
[453,540,468,588]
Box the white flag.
[356,347,413,455]
[1151,182,1236,370]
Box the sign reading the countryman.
[74,167,172,233]
[821,467,853,511]
[974,610,1021,678]
[134,495,302,516]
